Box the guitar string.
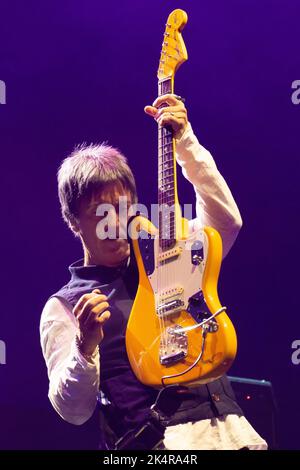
[163,123,166,351]
[159,80,166,355]
[158,78,177,359]
[158,101,165,354]
[161,115,173,355]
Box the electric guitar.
[126,9,237,388]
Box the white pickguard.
[148,228,208,313]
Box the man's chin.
[106,239,129,258]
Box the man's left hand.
[144,94,188,140]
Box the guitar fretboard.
[158,78,176,251]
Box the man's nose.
[115,213,128,239]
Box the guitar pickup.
[160,350,186,365]
[157,299,184,316]
[158,246,182,264]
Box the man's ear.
[69,217,81,236]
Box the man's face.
[76,181,133,267]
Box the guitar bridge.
[159,326,188,365]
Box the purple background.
[0,0,299,449]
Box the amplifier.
[228,376,278,449]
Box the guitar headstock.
[157,9,188,81]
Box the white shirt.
[40,123,267,450]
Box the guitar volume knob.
[192,254,203,265]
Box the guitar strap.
[100,385,190,450]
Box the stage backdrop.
[0,0,299,449]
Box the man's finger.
[152,94,182,108]
[157,112,187,126]
[73,289,104,317]
[77,299,109,326]
[144,105,158,116]
[73,293,96,317]
[155,105,186,118]
[96,310,111,325]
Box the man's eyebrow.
[89,201,105,207]
[89,199,132,208]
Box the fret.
[159,197,175,202]
[159,185,174,191]
[158,157,173,162]
[157,213,175,221]
[159,140,173,146]
[159,134,172,141]
[160,229,176,234]
[159,156,173,161]
[158,204,175,211]
[158,203,175,208]
[159,229,175,236]
[159,183,174,189]
[159,169,174,175]
[159,190,175,196]
[158,179,174,185]
[158,131,172,138]
[158,166,173,173]
[158,78,172,95]
[159,189,175,194]
[158,190,175,196]
[158,213,175,222]
[158,157,174,163]
[159,167,174,173]
[159,189,175,197]
[158,223,175,230]
[158,196,174,201]
[158,156,173,162]
[159,163,174,169]
[160,212,175,221]
[158,142,173,148]
[159,179,174,186]
[159,169,174,176]
[159,156,173,160]
[159,174,174,181]
[158,201,175,206]
[159,171,173,178]
[160,227,176,233]
[158,203,175,209]
[158,180,174,186]
[159,171,173,177]
[158,189,174,194]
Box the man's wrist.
[175,121,192,143]
[75,334,98,362]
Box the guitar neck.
[158,77,180,251]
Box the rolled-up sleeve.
[40,297,100,425]
[175,122,242,258]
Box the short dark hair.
[57,142,137,234]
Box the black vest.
[50,256,243,445]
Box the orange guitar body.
[126,216,237,387]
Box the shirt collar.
[68,257,130,283]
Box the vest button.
[212,393,221,402]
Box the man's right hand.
[73,289,111,356]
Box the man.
[40,95,267,450]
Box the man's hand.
[73,289,110,356]
[144,94,188,140]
